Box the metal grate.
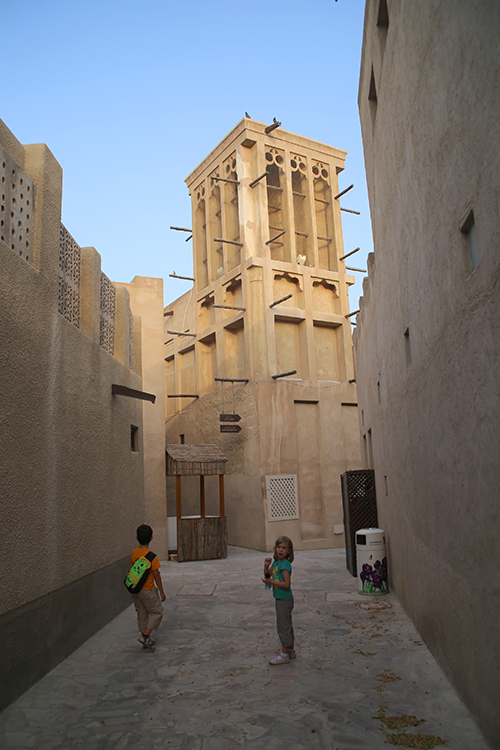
[266,475,299,522]
[0,145,34,264]
[341,470,378,576]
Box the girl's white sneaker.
[269,652,290,665]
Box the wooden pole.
[200,475,206,519]
[339,247,360,261]
[219,474,225,517]
[215,377,249,383]
[176,474,182,559]
[211,176,240,185]
[333,183,354,201]
[176,475,182,519]
[249,172,267,188]
[213,238,244,247]
[272,370,297,379]
[212,304,246,311]
[269,293,293,308]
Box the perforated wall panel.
[266,475,299,522]
[58,224,80,327]
[100,272,116,354]
[0,145,34,264]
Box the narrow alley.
[0,547,488,750]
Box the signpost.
[220,424,242,434]
[220,414,242,433]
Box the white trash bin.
[356,528,389,595]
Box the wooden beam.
[165,330,196,337]
[265,118,281,134]
[212,304,246,311]
[211,176,240,185]
[166,394,199,398]
[111,384,156,404]
[215,377,249,383]
[339,247,360,261]
[170,272,195,281]
[334,184,354,200]
[249,172,267,188]
[213,238,244,247]
[265,230,286,246]
[270,293,293,308]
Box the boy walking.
[130,524,165,650]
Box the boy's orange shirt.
[130,546,161,590]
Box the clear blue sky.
[3,0,371,311]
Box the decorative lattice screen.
[341,470,378,576]
[266,475,299,522]
[100,272,115,354]
[0,145,34,265]
[128,309,134,369]
[58,224,80,327]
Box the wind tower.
[164,118,361,551]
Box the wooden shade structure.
[166,445,228,562]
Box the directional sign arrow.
[220,424,242,433]
[220,414,241,422]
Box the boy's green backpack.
[124,551,157,594]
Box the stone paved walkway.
[0,547,489,749]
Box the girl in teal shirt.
[263,535,295,664]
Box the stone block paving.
[0,547,490,749]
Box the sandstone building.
[164,119,362,552]
[355,2,500,745]
[116,276,168,559]
[0,120,149,711]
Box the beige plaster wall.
[257,379,360,551]
[117,276,168,559]
[165,378,360,552]
[0,120,145,708]
[355,3,500,745]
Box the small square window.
[404,328,412,365]
[461,210,479,272]
[367,429,374,470]
[368,66,378,128]
[131,425,139,452]
[377,0,389,59]
[377,0,389,28]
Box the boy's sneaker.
[288,649,296,659]
[269,652,290,665]
[138,634,156,650]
